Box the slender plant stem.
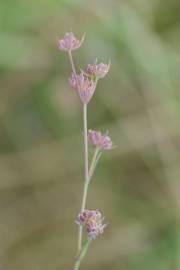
[68,50,77,77]
[78,104,89,252]
[89,147,101,180]
[74,239,91,270]
[83,104,89,183]
[68,50,90,258]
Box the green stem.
[78,104,89,252]
[89,147,102,180]
[74,240,91,270]
[68,50,77,77]
[78,179,89,252]
[68,51,89,253]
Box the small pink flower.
[69,72,96,104]
[86,61,110,78]
[58,32,85,52]
[77,209,106,240]
[88,130,113,150]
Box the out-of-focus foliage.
[0,0,180,269]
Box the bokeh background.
[0,0,180,269]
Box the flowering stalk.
[58,32,113,270]
[68,49,89,252]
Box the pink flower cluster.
[77,209,106,240]
[58,32,110,105]
[88,130,113,150]
[86,62,110,78]
[58,32,84,52]
[69,72,96,104]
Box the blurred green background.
[0,0,180,269]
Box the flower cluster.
[88,129,113,150]
[86,62,110,79]
[58,32,85,52]
[58,32,109,105]
[69,72,96,104]
[77,210,107,240]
